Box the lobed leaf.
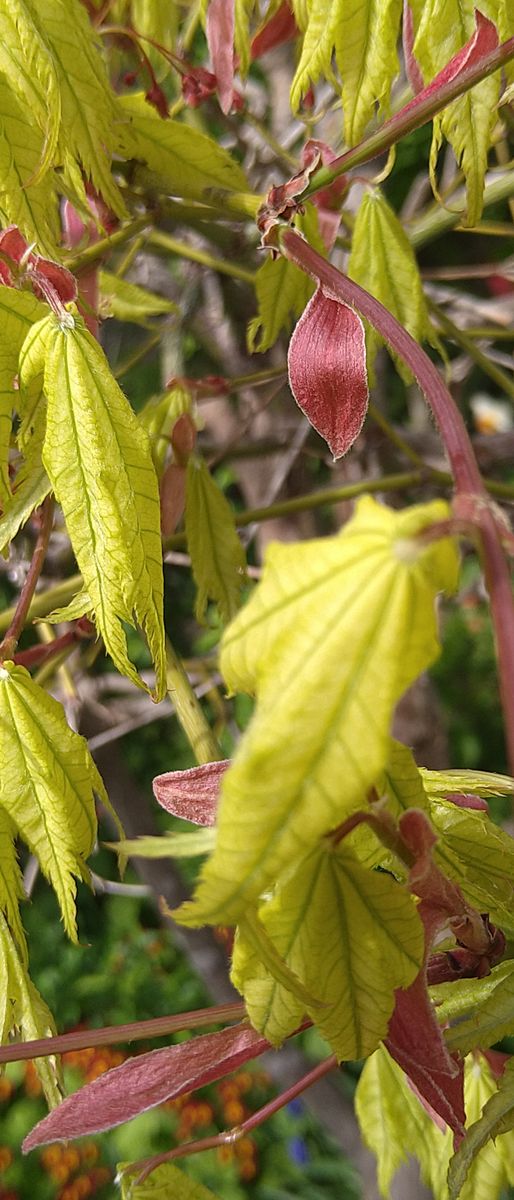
[421,767,514,799]
[0,662,100,940]
[348,188,434,381]
[23,1023,270,1147]
[233,841,423,1058]
[185,456,247,624]
[116,93,248,202]
[175,497,459,926]
[0,467,51,556]
[430,798,514,927]
[0,0,61,185]
[38,312,166,698]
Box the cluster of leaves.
[2,1,514,1199]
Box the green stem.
[148,230,255,283]
[430,301,514,402]
[66,214,153,273]
[409,171,514,248]
[302,33,514,202]
[166,638,222,764]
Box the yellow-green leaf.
[0,0,61,184]
[382,740,430,817]
[0,808,26,961]
[248,205,322,353]
[119,1162,222,1200]
[30,0,126,216]
[355,1044,451,1198]
[233,842,423,1057]
[140,386,193,476]
[0,75,59,251]
[99,271,179,325]
[335,0,403,144]
[421,767,514,799]
[440,961,514,1056]
[185,456,247,624]
[0,661,100,941]
[38,312,166,699]
[411,0,500,226]
[0,911,62,1108]
[348,188,434,381]
[175,496,459,926]
[116,93,249,202]
[0,466,51,556]
[430,798,514,926]
[448,1057,514,1200]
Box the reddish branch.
[0,496,55,662]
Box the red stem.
[0,1002,247,1065]
[127,1054,338,1186]
[302,32,514,201]
[0,496,55,661]
[281,230,514,774]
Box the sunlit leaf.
[0,661,100,940]
[37,312,166,698]
[185,456,247,623]
[0,467,51,555]
[116,93,249,201]
[0,76,59,251]
[0,0,61,184]
[108,829,216,860]
[421,767,514,799]
[0,910,62,1108]
[176,497,459,926]
[439,961,514,1056]
[0,285,46,507]
[355,1044,451,1198]
[429,798,514,926]
[233,841,422,1057]
[448,1058,514,1199]
[411,1,500,225]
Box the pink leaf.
[23,1023,270,1149]
[287,285,368,459]
[444,792,489,812]
[153,760,229,825]
[400,10,498,124]
[250,3,297,60]
[206,0,235,115]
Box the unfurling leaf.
[153,760,228,825]
[288,285,368,459]
[0,662,100,941]
[185,456,247,623]
[23,1023,270,1148]
[108,828,216,860]
[33,312,166,698]
[175,496,459,927]
[99,272,179,325]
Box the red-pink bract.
[288,285,368,459]
[23,1023,270,1149]
[0,225,77,306]
[206,0,235,115]
[153,759,229,825]
[400,10,498,124]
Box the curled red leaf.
[153,759,229,825]
[23,1023,269,1148]
[250,3,297,60]
[287,285,368,459]
[399,9,499,124]
[0,225,77,310]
